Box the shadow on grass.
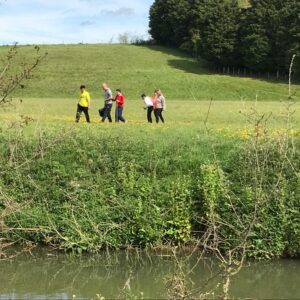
[139,45,211,74]
[137,45,298,85]
[168,59,211,75]
[138,45,192,59]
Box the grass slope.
[0,44,298,101]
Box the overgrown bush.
[1,127,299,258]
[194,135,300,259]
[0,131,195,251]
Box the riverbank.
[1,119,299,258]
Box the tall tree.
[190,0,240,66]
[280,0,300,74]
[239,0,300,73]
[149,0,190,47]
[149,0,300,75]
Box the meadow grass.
[1,98,299,135]
[0,44,299,101]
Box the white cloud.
[0,0,153,44]
[80,21,96,27]
[99,7,135,16]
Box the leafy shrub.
[1,130,299,258]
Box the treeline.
[149,0,300,76]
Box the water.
[0,248,300,299]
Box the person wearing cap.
[141,94,154,123]
[75,85,91,123]
[115,89,127,123]
[101,83,113,123]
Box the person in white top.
[141,94,154,123]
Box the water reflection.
[0,248,300,299]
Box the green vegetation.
[1,118,299,257]
[0,44,299,101]
[0,126,231,249]
[149,0,300,74]
[1,96,299,257]
[238,0,250,7]
[1,98,300,129]
[0,44,299,258]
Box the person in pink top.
[153,89,166,124]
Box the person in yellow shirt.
[76,85,91,123]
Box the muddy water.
[0,249,300,299]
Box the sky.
[0,0,154,45]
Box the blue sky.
[0,0,154,44]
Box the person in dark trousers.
[115,89,127,123]
[76,85,91,123]
[153,89,166,124]
[101,83,113,123]
[141,94,154,123]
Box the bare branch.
[0,44,48,105]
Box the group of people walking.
[75,83,166,124]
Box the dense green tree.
[149,0,240,66]
[281,0,300,74]
[191,0,240,66]
[239,0,300,72]
[237,5,271,71]
[149,0,300,74]
[149,0,190,47]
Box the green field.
[1,44,299,102]
[1,44,299,133]
[1,44,299,256]
[1,99,299,136]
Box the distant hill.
[0,44,297,101]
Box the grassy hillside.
[0,44,298,101]
[1,43,300,257]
